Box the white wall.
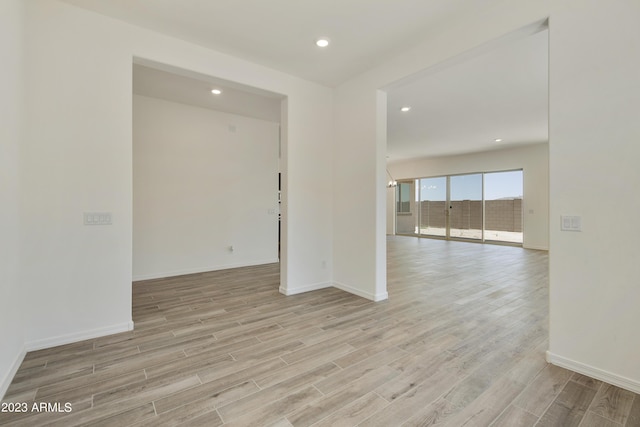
[133,95,279,280]
[334,0,640,392]
[333,83,388,301]
[0,0,26,399]
[546,0,640,392]
[21,0,333,349]
[388,143,549,250]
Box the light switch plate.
[84,212,112,225]
[561,215,581,231]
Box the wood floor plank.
[295,327,353,347]
[313,346,407,394]
[217,362,340,421]
[626,396,640,427]
[286,365,399,427]
[80,403,156,426]
[310,392,388,427]
[358,369,459,427]
[21,340,94,362]
[175,409,224,427]
[43,344,140,371]
[229,339,305,362]
[438,376,524,426]
[579,411,623,427]
[535,380,597,427]
[571,372,603,390]
[196,357,288,389]
[223,385,323,427]
[589,383,636,425]
[4,364,94,396]
[266,418,294,427]
[400,396,460,427]
[278,330,361,365]
[92,372,201,408]
[153,379,259,415]
[252,355,340,389]
[503,342,548,386]
[148,385,251,426]
[490,404,538,427]
[379,349,453,402]
[512,364,573,416]
[182,336,260,358]
[35,369,147,403]
[143,352,233,380]
[332,338,405,369]
[93,347,187,377]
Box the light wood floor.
[2,236,639,426]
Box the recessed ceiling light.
[316,38,330,48]
[494,138,503,142]
[400,106,411,112]
[211,89,222,95]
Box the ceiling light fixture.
[316,38,330,48]
[211,89,222,95]
[494,138,502,142]
[400,106,411,112]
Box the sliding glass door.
[418,177,447,237]
[449,174,483,240]
[396,169,523,245]
[484,170,523,243]
[395,180,418,235]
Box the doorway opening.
[131,59,286,286]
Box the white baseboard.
[279,281,389,302]
[546,351,640,394]
[523,244,549,251]
[0,345,27,401]
[279,281,332,296]
[25,321,134,352]
[333,281,389,302]
[133,259,280,281]
[373,291,389,302]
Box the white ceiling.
[387,29,548,161]
[63,0,548,159]
[133,63,282,123]
[61,0,489,87]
